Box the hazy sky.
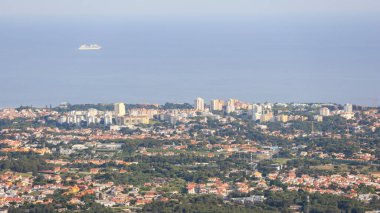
[2,0,380,18]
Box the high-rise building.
[260,112,274,123]
[344,103,353,113]
[210,99,224,111]
[114,102,126,116]
[87,108,98,117]
[104,112,113,126]
[194,97,205,111]
[319,107,330,117]
[226,99,236,113]
[226,105,235,113]
[228,99,239,107]
[251,104,263,121]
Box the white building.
[104,112,113,126]
[319,107,330,117]
[114,102,126,116]
[344,103,353,113]
[210,99,224,111]
[194,97,205,111]
[251,104,263,121]
[226,99,236,113]
[88,108,98,116]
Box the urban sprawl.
[0,98,380,212]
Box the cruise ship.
[78,44,102,50]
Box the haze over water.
[1,1,380,107]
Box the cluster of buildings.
[0,100,379,211]
[318,103,355,120]
[0,108,55,120]
[272,170,380,199]
[195,98,253,113]
[187,178,230,197]
[195,98,358,123]
[0,170,168,209]
[58,103,151,127]
[56,99,360,129]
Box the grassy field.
[0,170,33,177]
[272,158,292,164]
[310,164,334,171]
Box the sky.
[1,1,380,107]
[1,0,380,17]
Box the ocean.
[1,15,379,107]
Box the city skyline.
[0,99,371,109]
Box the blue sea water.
[0,16,379,107]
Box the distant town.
[0,98,379,212]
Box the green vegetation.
[0,153,50,173]
[143,191,380,213]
